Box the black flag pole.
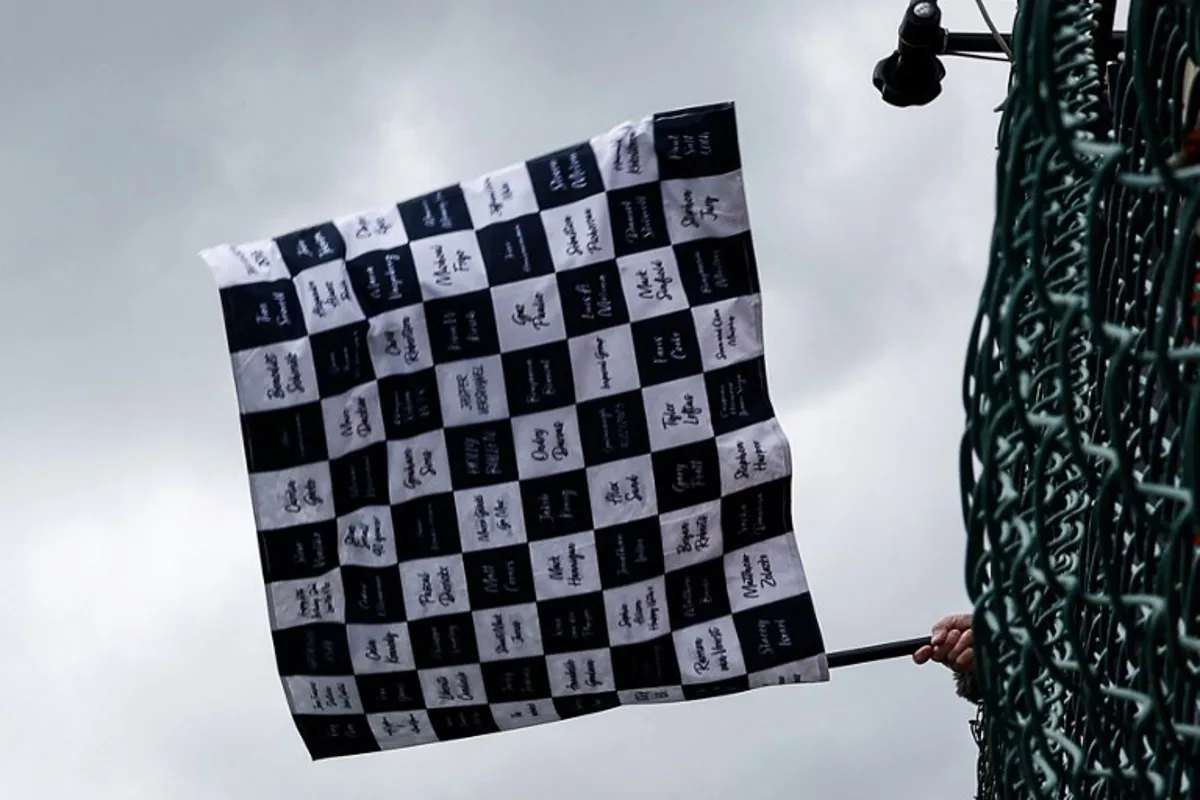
[827,637,931,669]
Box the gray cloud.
[1,0,1012,797]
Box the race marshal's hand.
[912,612,975,673]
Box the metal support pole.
[945,31,1125,59]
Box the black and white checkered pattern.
[201,102,827,760]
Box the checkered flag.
[200,102,828,759]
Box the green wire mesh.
[962,1,1200,798]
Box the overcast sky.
[1,1,1013,797]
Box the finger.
[946,646,969,669]
[954,648,975,673]
[946,612,974,631]
[913,646,934,664]
[932,613,973,638]
[930,629,948,646]
[934,630,961,659]
[946,629,972,662]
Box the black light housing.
[873,1,949,108]
[872,0,1127,109]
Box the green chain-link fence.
[962,1,1200,797]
